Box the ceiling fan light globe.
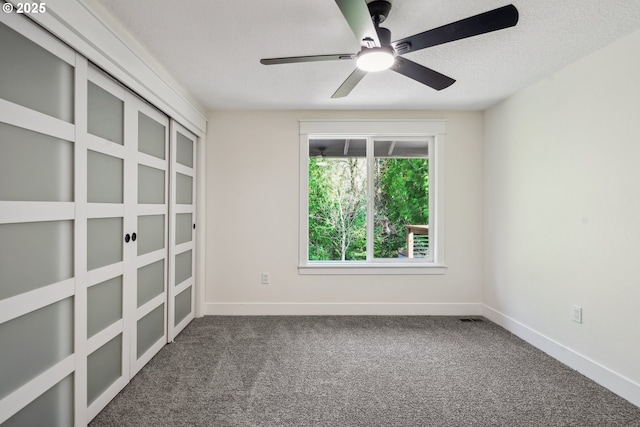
[356,48,395,72]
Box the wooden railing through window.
[405,225,429,258]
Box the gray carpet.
[90,316,640,426]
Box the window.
[299,120,446,274]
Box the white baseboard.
[205,302,482,316]
[482,305,640,408]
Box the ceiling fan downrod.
[368,0,392,46]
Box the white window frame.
[299,120,446,275]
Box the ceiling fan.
[260,0,519,98]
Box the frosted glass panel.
[0,22,74,122]
[138,112,165,159]
[87,276,122,338]
[87,217,123,271]
[0,122,73,202]
[87,81,123,144]
[176,173,193,205]
[137,260,164,307]
[3,374,73,427]
[138,165,165,204]
[174,286,192,326]
[137,215,164,256]
[137,304,164,358]
[0,220,73,300]
[87,150,123,203]
[0,297,73,399]
[176,131,194,167]
[176,213,193,245]
[175,250,192,286]
[87,334,122,405]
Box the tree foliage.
[308,158,366,260]
[374,158,429,258]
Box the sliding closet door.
[83,65,131,421]
[129,97,169,375]
[168,121,197,340]
[82,68,171,418]
[0,15,76,426]
[1,11,195,425]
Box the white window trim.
[299,120,446,275]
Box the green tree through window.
[374,157,429,258]
[309,157,367,260]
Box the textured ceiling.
[90,0,640,111]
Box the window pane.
[137,259,164,308]
[138,112,165,159]
[374,140,429,259]
[87,217,123,270]
[87,276,122,338]
[373,139,429,158]
[0,122,73,202]
[176,173,193,205]
[87,150,123,203]
[87,334,122,405]
[175,213,192,245]
[0,297,74,400]
[87,81,123,145]
[138,164,165,204]
[137,214,165,256]
[0,22,74,123]
[137,304,164,358]
[176,131,193,167]
[0,220,73,300]
[174,250,192,286]
[3,374,74,427]
[174,286,191,326]
[308,139,367,261]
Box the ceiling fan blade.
[392,4,519,55]
[335,0,381,47]
[331,68,367,98]
[260,54,354,65]
[391,57,455,91]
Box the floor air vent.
[460,318,483,322]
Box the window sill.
[298,263,447,275]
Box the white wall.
[206,110,484,315]
[484,29,640,403]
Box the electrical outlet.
[572,305,582,324]
[261,272,270,284]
